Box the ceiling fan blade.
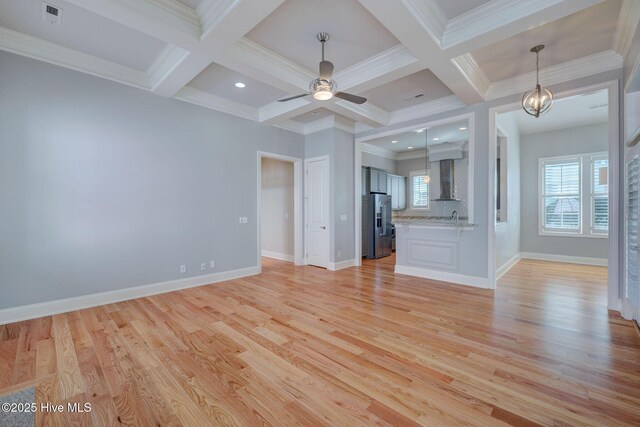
[277,93,310,102]
[334,92,367,104]
[319,60,334,80]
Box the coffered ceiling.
[0,0,636,135]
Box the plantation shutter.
[412,174,429,208]
[543,161,580,230]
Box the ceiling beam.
[333,44,425,94]
[358,0,485,104]
[441,0,606,56]
[325,100,389,128]
[151,0,285,97]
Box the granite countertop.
[392,215,473,226]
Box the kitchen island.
[393,217,490,288]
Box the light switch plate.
[340,215,347,221]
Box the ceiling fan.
[277,33,367,104]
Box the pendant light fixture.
[423,128,430,184]
[522,45,553,118]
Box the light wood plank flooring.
[1,257,639,426]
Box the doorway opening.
[490,82,619,311]
[257,152,303,271]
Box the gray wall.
[261,158,294,258]
[0,52,305,309]
[520,123,608,259]
[305,128,355,263]
[494,114,521,269]
[362,151,397,174]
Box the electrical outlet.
[210,260,216,268]
[180,265,186,273]
[239,216,248,224]
[338,250,342,258]
[200,262,206,271]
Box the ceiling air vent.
[42,3,62,25]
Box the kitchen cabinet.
[368,168,387,194]
[387,174,407,210]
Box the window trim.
[537,152,608,239]
[409,170,431,210]
[590,154,609,236]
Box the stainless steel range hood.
[433,159,461,201]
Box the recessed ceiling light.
[391,140,398,144]
[415,129,424,133]
[407,146,414,150]
[234,82,246,88]
[432,137,440,141]
[459,127,467,130]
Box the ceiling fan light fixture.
[313,88,333,101]
[522,45,553,118]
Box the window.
[541,160,581,231]
[410,171,430,209]
[538,152,607,238]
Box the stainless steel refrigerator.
[362,194,392,259]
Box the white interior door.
[305,158,329,268]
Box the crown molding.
[388,95,465,125]
[329,100,389,127]
[230,38,315,92]
[442,0,604,51]
[151,0,200,27]
[333,44,421,92]
[451,53,490,99]
[174,86,258,121]
[0,26,150,90]
[332,115,356,134]
[303,115,355,135]
[400,0,447,46]
[271,119,306,135]
[197,0,239,37]
[396,150,427,161]
[258,98,316,123]
[613,0,640,59]
[147,44,190,91]
[486,50,623,100]
[361,143,398,160]
[64,0,200,49]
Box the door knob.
[321,226,326,229]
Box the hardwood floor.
[1,257,639,426]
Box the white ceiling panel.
[359,69,453,111]
[188,62,288,108]
[246,0,399,73]
[436,0,491,20]
[0,0,167,71]
[502,89,608,135]
[366,120,470,153]
[291,108,335,123]
[473,0,622,83]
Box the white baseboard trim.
[261,250,294,262]
[328,259,356,271]
[520,252,608,267]
[496,253,522,280]
[0,265,260,325]
[395,265,492,289]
